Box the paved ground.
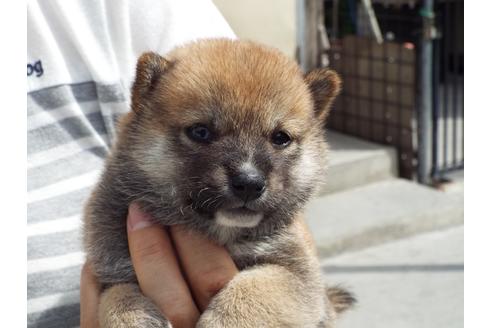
[321,225,464,328]
[307,179,464,257]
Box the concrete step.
[320,130,398,195]
[321,226,464,328]
[306,178,464,258]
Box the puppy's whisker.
[207,194,223,210]
[200,196,214,208]
[197,187,210,199]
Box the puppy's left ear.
[131,52,172,112]
[304,68,342,120]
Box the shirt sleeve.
[112,0,237,89]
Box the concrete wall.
[212,0,297,59]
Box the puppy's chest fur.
[226,226,314,276]
[228,238,279,269]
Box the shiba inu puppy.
[84,38,354,327]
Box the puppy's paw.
[197,307,264,328]
[197,306,299,328]
[99,283,171,328]
[197,265,325,328]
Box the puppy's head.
[123,39,340,243]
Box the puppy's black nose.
[230,172,266,202]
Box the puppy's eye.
[186,124,212,143]
[271,131,291,147]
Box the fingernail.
[128,203,153,231]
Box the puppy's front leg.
[197,264,326,328]
[99,284,170,328]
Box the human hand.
[80,203,238,328]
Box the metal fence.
[431,0,464,181]
[321,0,463,182]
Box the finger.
[127,203,199,328]
[80,262,100,328]
[170,225,238,312]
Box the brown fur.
[83,38,354,327]
[99,284,169,327]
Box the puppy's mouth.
[214,206,263,228]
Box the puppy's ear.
[304,68,341,120]
[131,52,171,112]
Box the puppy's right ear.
[131,52,171,112]
[304,68,341,121]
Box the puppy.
[83,38,354,327]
